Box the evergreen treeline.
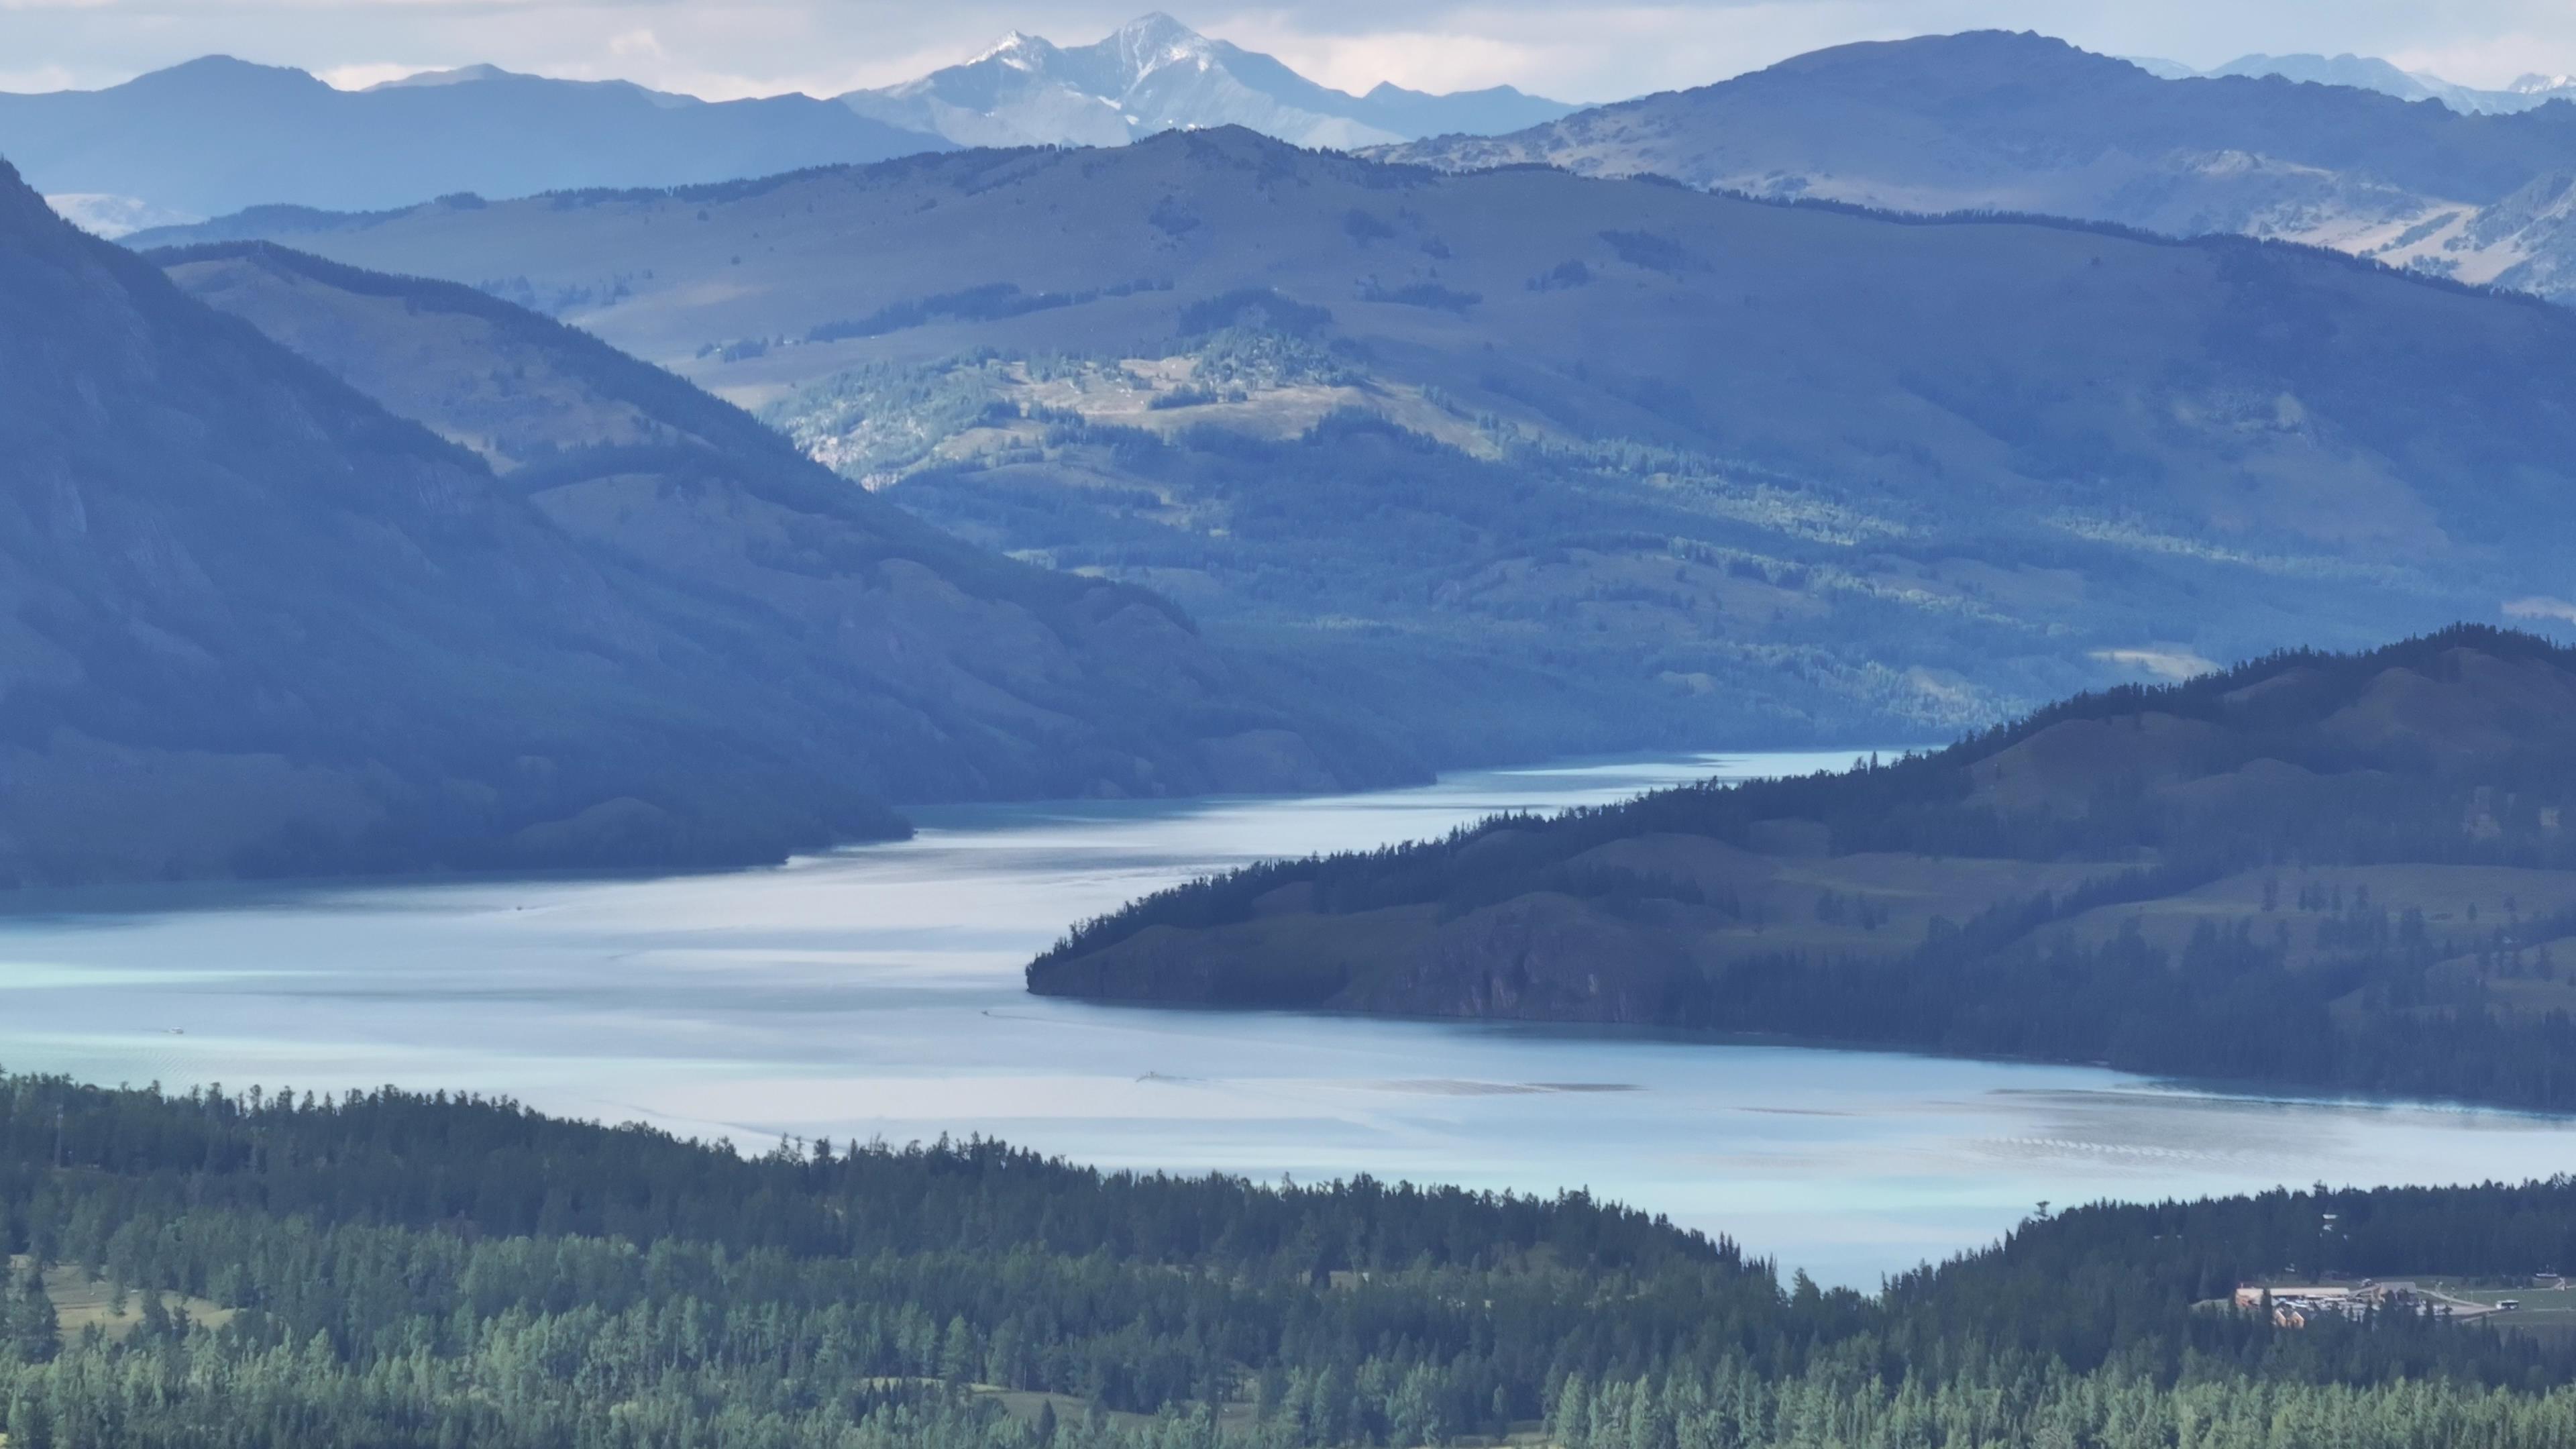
[1029,627,2576,1110]
[3,1071,2576,1446]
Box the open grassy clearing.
[2051,863,2576,963]
[7,1254,235,1344]
[2411,1279,2576,1340]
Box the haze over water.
[4,748,2573,1287]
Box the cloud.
[2089,647,2218,681]
[316,61,425,89]
[2503,596,2576,625]
[0,62,78,94]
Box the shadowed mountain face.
[1377,31,2576,305]
[0,56,947,229]
[128,128,2576,757]
[839,12,1574,151]
[0,166,1406,886]
[1028,627,2576,1114]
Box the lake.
[5,747,2575,1287]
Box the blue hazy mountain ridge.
[2190,53,2576,115]
[838,12,1575,150]
[0,160,1410,886]
[1378,30,2576,304]
[0,54,950,224]
[126,127,2576,763]
[3,14,1568,231]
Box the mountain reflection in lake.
[5,748,2574,1288]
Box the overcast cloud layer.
[3,0,2574,107]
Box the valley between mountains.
[0,158,1409,886]
[13,15,2576,1449]
[135,127,2576,769]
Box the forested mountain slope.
[152,240,1406,801]
[0,56,945,229]
[0,164,1400,886]
[1379,32,2576,304]
[3,1071,2575,1447]
[1032,627,2576,1112]
[127,129,2576,757]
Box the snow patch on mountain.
[44,193,199,238]
[838,12,1574,151]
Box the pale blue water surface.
[4,748,2573,1287]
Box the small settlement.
[2234,1281,2503,1328]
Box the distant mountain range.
[2153,52,2576,115]
[1,13,1570,232]
[0,56,947,231]
[131,128,2576,758]
[839,12,1574,151]
[1377,32,2576,306]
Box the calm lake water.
[5,748,2575,1287]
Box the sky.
[3,0,2574,105]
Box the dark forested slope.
[3,1071,2575,1447]
[1032,627,2576,1111]
[148,241,1407,802]
[0,164,1401,886]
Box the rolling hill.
[1379,31,2576,305]
[0,160,1405,887]
[124,128,2576,758]
[1028,627,2576,1113]
[0,56,946,230]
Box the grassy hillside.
[127,129,2576,757]
[0,162,1406,888]
[1378,31,2576,304]
[3,1070,2576,1446]
[1030,627,2576,1112]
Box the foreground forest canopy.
[1032,627,2576,1112]
[3,1072,2576,1448]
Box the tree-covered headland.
[1032,627,2576,1113]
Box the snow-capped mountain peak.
[837,12,1574,153]
[1107,12,1216,87]
[974,30,1053,72]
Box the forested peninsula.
[1030,627,2576,1112]
[6,1073,2576,1448]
